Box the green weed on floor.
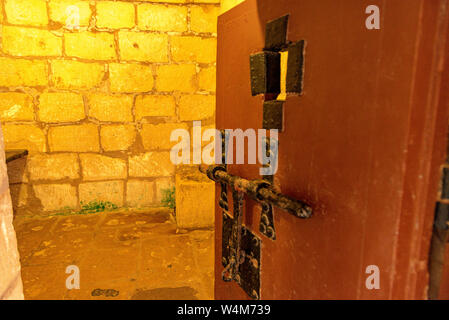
[161,187,175,210]
[51,201,119,216]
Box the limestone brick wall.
[0,0,218,215]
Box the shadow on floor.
[13,208,214,300]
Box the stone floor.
[12,208,214,300]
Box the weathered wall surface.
[0,123,23,299]
[0,0,218,215]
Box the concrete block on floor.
[175,166,215,229]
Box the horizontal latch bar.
[199,165,312,219]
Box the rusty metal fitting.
[206,164,226,182]
[199,164,312,219]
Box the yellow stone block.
[5,0,48,26]
[28,153,80,181]
[141,122,189,151]
[33,184,78,211]
[80,154,127,181]
[129,152,174,177]
[179,94,215,121]
[190,5,219,33]
[191,124,216,151]
[38,92,85,122]
[49,0,91,27]
[175,166,214,228]
[100,124,136,151]
[3,26,62,57]
[96,1,135,29]
[51,60,105,89]
[118,31,168,62]
[65,32,116,60]
[171,36,216,64]
[137,4,187,32]
[0,93,34,121]
[2,124,46,152]
[109,63,154,92]
[198,66,216,92]
[156,64,197,93]
[79,180,124,207]
[48,123,99,152]
[135,95,176,119]
[0,57,48,87]
[126,180,155,208]
[88,93,133,122]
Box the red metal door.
[215,0,449,299]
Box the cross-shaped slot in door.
[249,14,306,131]
[249,14,306,240]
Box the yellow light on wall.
[220,0,245,15]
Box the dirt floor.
[12,208,214,300]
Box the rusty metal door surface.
[215,0,449,299]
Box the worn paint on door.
[215,0,449,299]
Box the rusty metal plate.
[237,225,261,300]
[259,202,276,240]
[222,211,233,268]
[264,14,289,51]
[286,40,305,94]
[263,100,284,130]
[435,202,449,231]
[249,52,281,96]
[222,214,261,300]
[441,168,449,199]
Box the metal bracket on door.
[210,13,308,300]
[200,164,312,218]
[200,164,312,299]
[217,169,261,299]
[260,136,277,240]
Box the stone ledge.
[175,165,214,229]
